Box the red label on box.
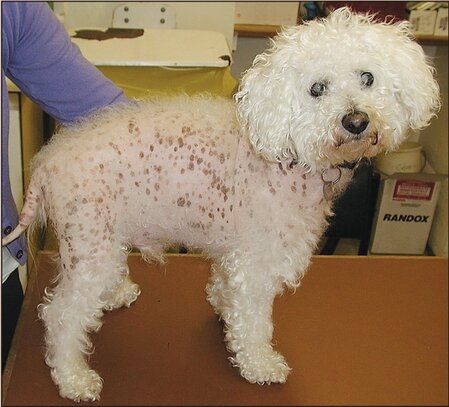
[393,180,435,201]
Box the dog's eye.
[310,82,327,98]
[361,72,374,88]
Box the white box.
[434,7,448,37]
[370,173,445,255]
[409,10,437,35]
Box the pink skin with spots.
[18,97,328,261]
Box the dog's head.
[236,7,440,171]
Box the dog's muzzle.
[341,111,369,135]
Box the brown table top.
[3,252,448,406]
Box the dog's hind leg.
[38,238,125,402]
[206,250,291,384]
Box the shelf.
[235,24,448,45]
[415,35,448,46]
[234,24,280,38]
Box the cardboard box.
[434,7,448,37]
[370,173,445,255]
[409,10,437,35]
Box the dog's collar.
[320,161,361,201]
[321,166,342,201]
[287,159,358,170]
[287,159,359,201]
[337,161,358,170]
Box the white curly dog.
[3,8,439,402]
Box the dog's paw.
[103,278,141,311]
[51,367,103,402]
[231,348,291,385]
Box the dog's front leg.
[207,253,291,384]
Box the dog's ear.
[387,21,440,130]
[235,30,300,162]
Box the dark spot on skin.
[70,256,80,269]
[177,197,186,207]
[278,162,288,175]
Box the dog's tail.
[2,173,45,247]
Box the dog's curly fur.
[2,8,439,402]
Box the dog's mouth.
[333,130,380,149]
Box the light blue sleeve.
[4,2,128,124]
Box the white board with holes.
[70,28,231,68]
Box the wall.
[235,2,299,25]
[419,44,448,256]
[231,37,271,80]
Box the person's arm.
[3,2,128,124]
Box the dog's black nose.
[342,111,369,135]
